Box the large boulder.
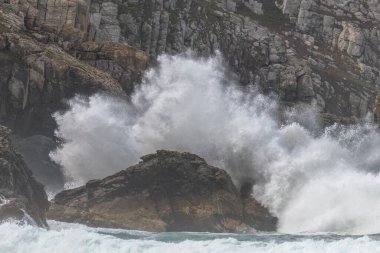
[0,126,49,226]
[48,150,277,232]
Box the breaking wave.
[50,53,380,234]
[0,221,379,253]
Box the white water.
[0,195,9,206]
[50,53,380,234]
[0,221,379,253]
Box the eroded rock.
[48,150,277,232]
[0,126,49,226]
[2,0,379,123]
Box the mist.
[50,52,380,234]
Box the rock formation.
[0,4,149,136]
[0,0,149,186]
[0,125,49,226]
[48,150,277,232]
[1,0,378,126]
[78,0,379,122]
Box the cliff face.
[276,0,380,119]
[1,0,378,129]
[48,150,277,232]
[0,125,49,226]
[0,0,149,189]
[0,1,149,136]
[278,0,379,66]
[80,0,378,122]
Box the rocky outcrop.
[0,125,49,226]
[0,1,149,136]
[71,41,150,93]
[0,1,149,187]
[48,150,277,232]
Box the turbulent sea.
[50,53,380,235]
[10,52,378,252]
[1,221,379,253]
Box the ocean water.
[0,220,379,253]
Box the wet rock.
[0,126,49,226]
[1,0,379,124]
[48,150,277,233]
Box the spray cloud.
[51,53,380,234]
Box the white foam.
[20,209,38,227]
[0,195,9,206]
[50,53,380,234]
[0,221,379,253]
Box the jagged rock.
[1,0,379,123]
[244,0,263,15]
[338,22,365,57]
[280,0,380,68]
[12,135,64,193]
[79,0,378,120]
[73,41,150,93]
[0,31,124,135]
[0,4,149,136]
[279,0,301,17]
[0,126,49,226]
[48,150,277,232]
[0,1,150,201]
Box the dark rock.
[12,135,64,194]
[0,126,49,226]
[0,5,149,137]
[48,150,277,232]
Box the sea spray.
[50,53,380,234]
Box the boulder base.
[48,150,277,232]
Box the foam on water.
[0,195,9,206]
[0,221,379,253]
[50,53,380,234]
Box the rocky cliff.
[0,1,149,136]
[1,0,378,177]
[2,0,378,126]
[276,0,380,119]
[48,150,277,232]
[78,0,379,122]
[0,0,149,188]
[0,125,49,226]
